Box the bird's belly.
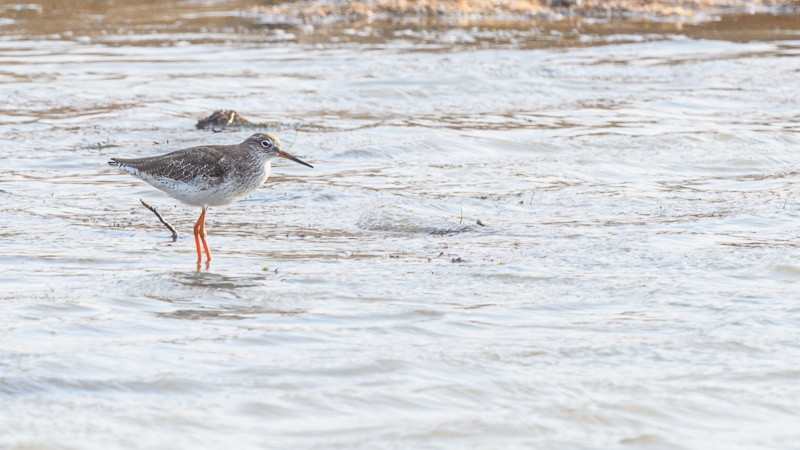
[146,169,269,207]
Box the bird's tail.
[108,158,140,176]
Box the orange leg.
[193,212,203,263]
[199,206,212,262]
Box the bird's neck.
[263,158,272,179]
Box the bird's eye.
[261,140,271,148]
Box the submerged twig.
[530,192,535,205]
[460,207,463,224]
[140,199,179,241]
[285,128,299,154]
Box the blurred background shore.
[2,0,799,48]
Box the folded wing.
[109,146,230,187]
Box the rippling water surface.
[1,3,800,448]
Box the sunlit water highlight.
[1,11,800,449]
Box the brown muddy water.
[2,1,800,448]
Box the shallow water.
[2,3,800,448]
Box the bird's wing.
[109,146,231,186]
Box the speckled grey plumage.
[109,133,289,207]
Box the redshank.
[108,133,313,263]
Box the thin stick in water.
[285,128,299,154]
[530,192,535,205]
[140,199,179,241]
[460,207,463,224]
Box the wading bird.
[109,133,313,263]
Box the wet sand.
[253,0,800,24]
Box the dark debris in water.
[81,142,122,150]
[430,224,480,236]
[195,110,284,131]
[158,310,249,321]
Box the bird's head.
[244,132,313,168]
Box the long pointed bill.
[278,150,313,168]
